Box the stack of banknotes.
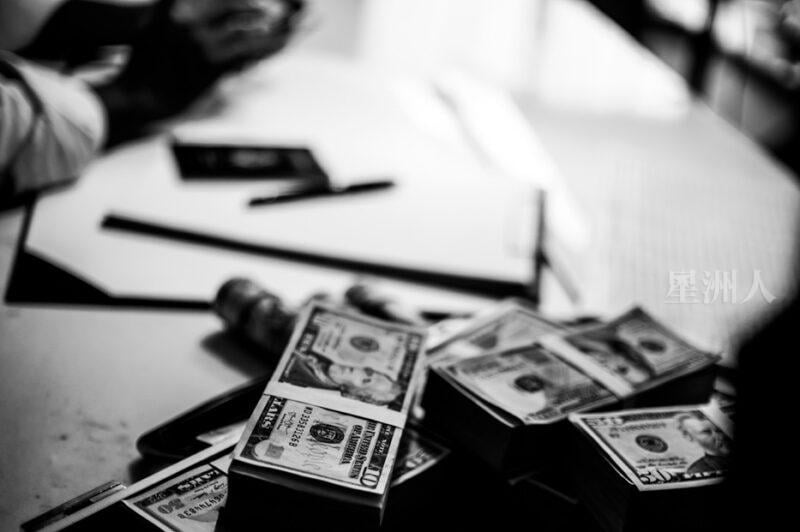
[568,403,732,532]
[224,302,427,531]
[423,303,719,472]
[26,289,732,531]
[22,423,451,532]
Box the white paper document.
[24,53,557,308]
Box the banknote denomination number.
[156,498,185,515]
[360,465,381,488]
[639,469,675,484]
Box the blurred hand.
[95,0,304,144]
[172,0,304,66]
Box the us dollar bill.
[391,427,450,486]
[134,424,442,531]
[125,422,436,531]
[427,299,565,367]
[540,307,719,398]
[569,404,732,490]
[125,456,232,532]
[439,345,616,424]
[27,422,446,532]
[234,395,401,494]
[267,302,426,427]
[195,420,444,489]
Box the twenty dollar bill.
[570,404,732,490]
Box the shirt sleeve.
[0,52,106,198]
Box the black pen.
[248,179,395,207]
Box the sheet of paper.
[24,53,545,310]
[101,54,538,285]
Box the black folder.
[4,201,208,309]
[5,201,537,310]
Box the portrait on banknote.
[275,305,423,412]
[674,412,731,475]
[282,351,404,407]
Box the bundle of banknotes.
[423,303,719,472]
[569,403,732,532]
[224,302,427,530]
[22,424,451,532]
[25,286,732,532]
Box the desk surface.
[2,0,798,529]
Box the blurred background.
[591,0,800,179]
[27,0,800,181]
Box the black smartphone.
[170,142,328,181]
[136,377,268,460]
